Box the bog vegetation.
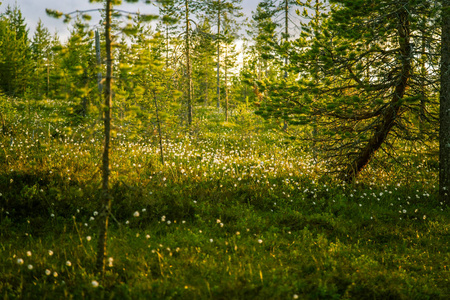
[0,0,449,299]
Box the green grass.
[0,98,449,299]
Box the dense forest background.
[0,1,449,299]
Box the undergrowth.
[0,98,449,299]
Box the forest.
[0,0,449,299]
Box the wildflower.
[86,236,92,241]
[16,258,24,265]
[53,272,58,277]
[48,250,54,256]
[45,269,51,276]
[91,280,99,288]
[27,264,33,270]
[133,211,140,217]
[66,261,72,267]
[107,257,114,267]
[258,239,263,244]
[26,251,32,257]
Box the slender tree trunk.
[205,76,209,107]
[440,0,450,203]
[282,0,289,131]
[225,45,228,122]
[185,0,192,126]
[46,63,50,98]
[284,0,288,79]
[95,30,103,94]
[153,93,165,165]
[216,1,221,109]
[341,6,412,182]
[96,0,113,276]
[166,25,169,69]
[419,27,427,135]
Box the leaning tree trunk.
[96,0,113,276]
[341,7,412,182]
[440,0,450,203]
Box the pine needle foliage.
[256,0,440,181]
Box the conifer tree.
[247,0,280,89]
[157,0,180,69]
[61,18,96,120]
[0,5,31,97]
[192,18,216,107]
[47,0,161,276]
[257,0,440,181]
[30,20,51,100]
[221,23,239,121]
[197,0,243,110]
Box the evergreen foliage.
[255,0,440,181]
[0,0,449,297]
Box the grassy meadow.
[0,97,449,299]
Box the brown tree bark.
[341,7,412,182]
[185,0,193,126]
[440,0,450,203]
[96,0,113,276]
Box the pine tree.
[60,18,96,121]
[30,19,51,100]
[47,0,162,277]
[257,0,440,181]
[246,0,280,94]
[191,18,216,107]
[156,0,180,69]
[197,0,243,110]
[0,5,31,97]
[221,22,240,122]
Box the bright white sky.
[0,0,259,41]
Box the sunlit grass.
[0,98,449,299]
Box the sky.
[0,0,259,41]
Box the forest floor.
[0,98,449,299]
